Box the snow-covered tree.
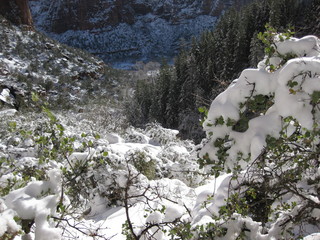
[195,33,320,239]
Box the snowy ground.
[0,108,208,239]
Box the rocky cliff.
[0,0,33,28]
[29,0,250,66]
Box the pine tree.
[166,51,187,128]
[150,61,172,126]
[128,0,316,142]
[301,0,320,36]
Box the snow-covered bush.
[145,122,181,145]
[5,169,62,240]
[0,199,20,239]
[124,127,151,144]
[0,100,204,239]
[196,32,320,239]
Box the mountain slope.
[29,0,251,65]
[0,15,123,110]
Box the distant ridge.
[29,0,252,64]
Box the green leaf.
[42,107,57,123]
[31,92,39,102]
[215,116,224,126]
[226,118,236,127]
[8,121,17,132]
[311,91,320,105]
[287,80,298,88]
[289,88,296,95]
[103,152,108,157]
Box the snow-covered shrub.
[157,143,204,187]
[126,149,157,180]
[124,127,150,144]
[5,169,62,240]
[0,199,20,239]
[145,122,181,145]
[1,111,64,239]
[56,101,130,137]
[0,107,110,238]
[196,32,320,239]
[0,95,202,239]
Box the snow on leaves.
[196,34,320,239]
[200,35,320,173]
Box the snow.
[195,34,320,240]
[275,57,320,129]
[304,233,320,240]
[0,89,15,106]
[4,169,62,239]
[68,149,96,167]
[108,143,161,157]
[106,133,124,144]
[0,109,17,117]
[192,174,232,223]
[275,35,319,57]
[0,199,20,237]
[201,35,320,170]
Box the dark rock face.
[29,0,250,65]
[0,0,33,27]
[31,0,222,33]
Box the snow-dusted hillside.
[47,14,217,66]
[0,15,126,109]
[28,0,251,65]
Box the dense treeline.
[127,0,320,143]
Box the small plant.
[128,150,157,180]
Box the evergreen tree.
[150,62,172,126]
[301,0,320,36]
[166,51,187,128]
[128,0,317,142]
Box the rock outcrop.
[29,0,251,65]
[32,0,220,32]
[0,0,33,28]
